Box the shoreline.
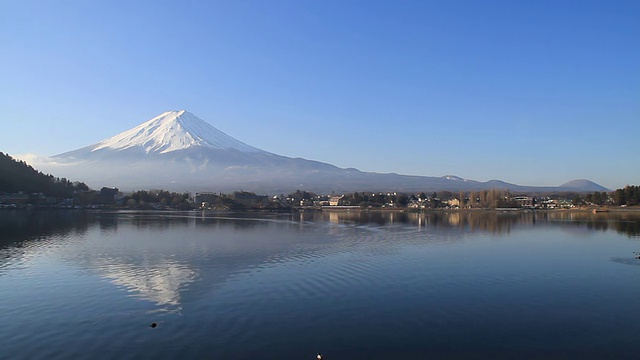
[2,205,640,213]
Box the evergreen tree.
[0,152,89,198]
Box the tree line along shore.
[2,151,639,211]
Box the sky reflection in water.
[0,210,639,359]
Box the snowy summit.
[38,110,608,194]
[92,110,262,154]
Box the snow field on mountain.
[92,110,262,154]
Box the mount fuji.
[36,110,607,193]
[55,110,267,161]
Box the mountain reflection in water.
[1,209,639,359]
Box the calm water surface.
[1,210,639,359]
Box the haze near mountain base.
[32,111,608,194]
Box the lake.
[1,209,639,359]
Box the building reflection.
[297,209,640,237]
[1,209,638,312]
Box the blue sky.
[1,0,638,189]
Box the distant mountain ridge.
[58,110,264,158]
[559,179,609,192]
[32,110,608,193]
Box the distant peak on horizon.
[42,110,612,194]
[89,110,264,155]
[560,179,610,192]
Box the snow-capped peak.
[442,175,466,181]
[92,110,263,154]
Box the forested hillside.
[0,152,89,197]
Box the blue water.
[1,210,639,359]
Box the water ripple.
[2,211,640,359]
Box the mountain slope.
[33,111,607,193]
[559,179,610,192]
[0,152,88,197]
[56,110,264,160]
